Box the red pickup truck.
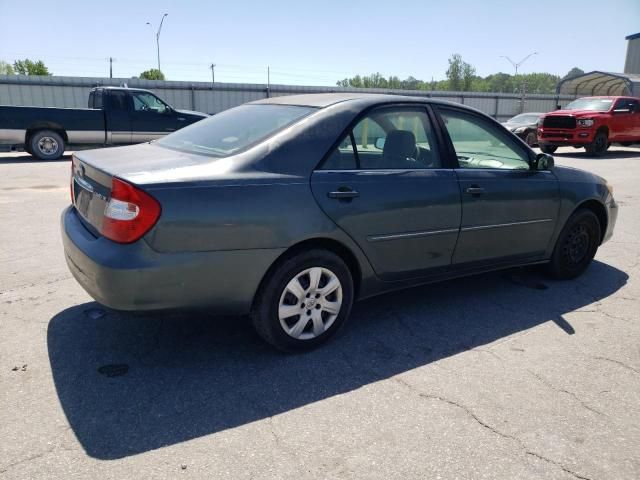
[537,96,640,155]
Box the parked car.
[502,112,543,146]
[0,87,207,160]
[537,96,640,155]
[62,93,617,351]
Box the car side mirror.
[374,137,385,150]
[533,153,554,170]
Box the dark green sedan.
[62,93,617,351]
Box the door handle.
[465,186,485,195]
[328,189,359,200]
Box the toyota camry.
[62,93,617,351]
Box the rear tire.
[29,130,65,160]
[546,209,601,280]
[251,249,354,352]
[540,144,557,154]
[585,131,608,156]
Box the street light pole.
[500,52,538,113]
[210,63,216,87]
[500,51,538,76]
[146,13,168,72]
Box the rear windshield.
[157,104,316,157]
[564,98,613,112]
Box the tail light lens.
[101,178,161,244]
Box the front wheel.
[546,209,601,280]
[585,131,609,156]
[539,144,557,154]
[251,249,354,352]
[30,130,65,160]
[524,131,537,147]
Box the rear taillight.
[101,178,161,244]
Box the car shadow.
[0,153,72,164]
[47,260,627,460]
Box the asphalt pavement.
[0,147,639,479]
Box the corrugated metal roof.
[556,71,640,97]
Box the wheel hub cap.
[278,267,343,340]
[38,137,58,155]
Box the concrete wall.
[0,75,576,120]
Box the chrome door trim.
[368,228,459,243]
[461,218,553,232]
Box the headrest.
[382,130,416,159]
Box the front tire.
[546,209,601,280]
[585,131,609,156]
[30,130,65,160]
[540,144,557,154]
[251,249,354,352]
[524,131,537,147]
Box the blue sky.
[0,0,638,85]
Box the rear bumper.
[61,206,284,313]
[537,128,595,146]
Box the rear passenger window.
[93,91,103,109]
[320,107,441,170]
[109,91,128,111]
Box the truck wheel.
[539,144,557,154]
[524,131,537,147]
[585,131,608,156]
[30,130,65,160]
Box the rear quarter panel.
[143,178,378,296]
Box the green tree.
[462,63,476,91]
[13,59,50,75]
[446,54,463,91]
[0,61,15,75]
[562,67,585,80]
[139,69,165,80]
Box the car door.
[311,105,461,281]
[609,98,637,141]
[435,106,560,266]
[128,91,180,143]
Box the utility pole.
[109,57,114,78]
[146,13,168,72]
[210,63,215,87]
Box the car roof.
[91,86,154,94]
[250,92,447,109]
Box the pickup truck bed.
[0,86,207,160]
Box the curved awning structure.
[556,71,640,97]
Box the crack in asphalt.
[593,356,639,375]
[526,370,606,417]
[0,275,72,298]
[0,441,78,475]
[525,451,593,480]
[392,376,594,480]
